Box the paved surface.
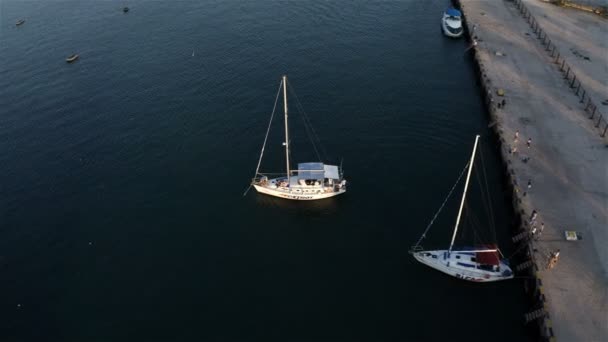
[524,0,608,113]
[460,0,608,341]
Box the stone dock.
[455,0,608,341]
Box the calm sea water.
[1,1,532,341]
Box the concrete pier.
[456,0,608,341]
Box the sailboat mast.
[449,134,480,252]
[282,75,290,182]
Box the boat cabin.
[445,8,462,20]
[293,162,341,188]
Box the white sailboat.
[249,75,346,201]
[411,135,513,282]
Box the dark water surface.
[1,1,532,341]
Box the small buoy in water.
[16,19,25,26]
[17,304,21,308]
[123,7,129,13]
[88,241,92,245]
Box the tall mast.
[282,75,290,182]
[449,134,480,252]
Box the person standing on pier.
[529,210,538,224]
[547,249,561,269]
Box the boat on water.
[410,135,514,282]
[249,75,346,201]
[441,8,464,38]
[66,54,79,63]
[16,19,25,26]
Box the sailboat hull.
[413,250,514,282]
[253,184,346,201]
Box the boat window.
[431,255,437,259]
[455,255,461,259]
[479,264,493,271]
[471,257,476,262]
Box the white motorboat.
[410,135,514,282]
[442,8,464,38]
[248,76,346,201]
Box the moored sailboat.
[248,75,346,201]
[410,135,513,282]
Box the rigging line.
[294,91,323,162]
[288,84,323,161]
[253,80,283,177]
[411,161,470,249]
[467,199,493,246]
[287,81,331,161]
[465,203,507,259]
[289,84,324,155]
[477,146,495,238]
[472,168,491,241]
[472,157,495,244]
[478,144,497,239]
[469,205,485,245]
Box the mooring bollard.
[576,83,581,95]
[590,105,597,119]
[564,66,570,79]
[596,114,602,128]
[560,59,565,70]
[580,90,586,103]
[570,75,577,88]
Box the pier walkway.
[459,0,608,341]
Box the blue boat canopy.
[446,8,461,17]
